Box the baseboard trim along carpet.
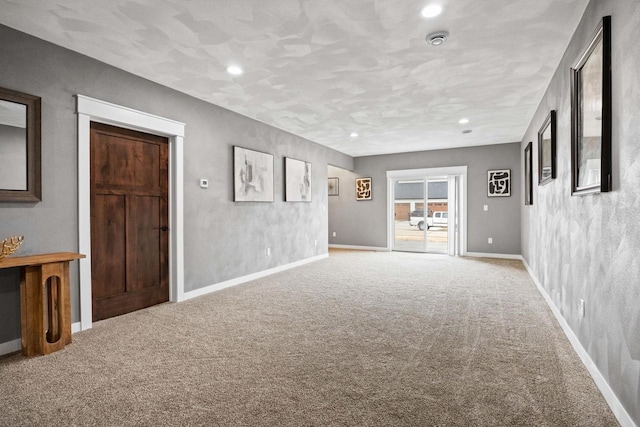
[181,253,329,302]
[72,322,82,334]
[0,322,82,357]
[328,244,389,251]
[0,338,20,356]
[522,259,636,427]
[464,252,523,260]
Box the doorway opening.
[393,178,449,253]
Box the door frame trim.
[386,166,468,255]
[76,95,185,330]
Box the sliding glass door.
[425,178,449,254]
[393,178,449,253]
[393,180,426,252]
[390,169,463,255]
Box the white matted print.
[355,177,372,200]
[487,169,511,197]
[234,146,274,202]
[285,157,311,202]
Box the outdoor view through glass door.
[393,178,449,253]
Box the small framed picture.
[487,169,511,197]
[328,177,339,196]
[355,177,372,201]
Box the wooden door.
[90,122,169,321]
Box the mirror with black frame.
[0,87,41,202]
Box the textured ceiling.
[0,0,589,156]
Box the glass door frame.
[386,166,467,255]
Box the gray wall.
[329,143,522,254]
[0,24,352,345]
[521,0,640,423]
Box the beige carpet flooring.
[0,250,618,426]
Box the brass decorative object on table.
[0,235,24,259]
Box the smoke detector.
[426,31,449,46]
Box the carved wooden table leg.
[1,252,84,357]
[19,261,72,356]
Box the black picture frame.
[328,177,339,196]
[525,142,533,205]
[571,15,612,195]
[355,177,372,201]
[538,110,556,185]
[487,169,511,197]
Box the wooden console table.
[0,252,85,357]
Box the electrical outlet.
[488,237,493,244]
[483,204,488,211]
[199,178,209,188]
[332,232,336,237]
[579,299,585,318]
[266,248,271,256]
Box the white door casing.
[76,95,185,330]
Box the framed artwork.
[525,142,533,205]
[355,177,372,200]
[233,146,274,202]
[571,15,612,195]
[285,157,311,202]
[487,169,511,197]
[538,110,557,185]
[328,177,339,196]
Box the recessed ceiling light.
[350,132,359,138]
[426,31,449,47]
[226,65,243,76]
[421,4,442,18]
[459,118,470,124]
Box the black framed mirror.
[570,16,612,195]
[0,86,41,202]
[525,142,533,205]
[538,110,556,185]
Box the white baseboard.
[0,338,21,356]
[464,252,523,260]
[181,253,329,302]
[328,244,389,251]
[0,322,83,357]
[521,258,636,427]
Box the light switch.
[484,205,488,211]
[199,178,209,188]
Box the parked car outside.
[409,210,448,230]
